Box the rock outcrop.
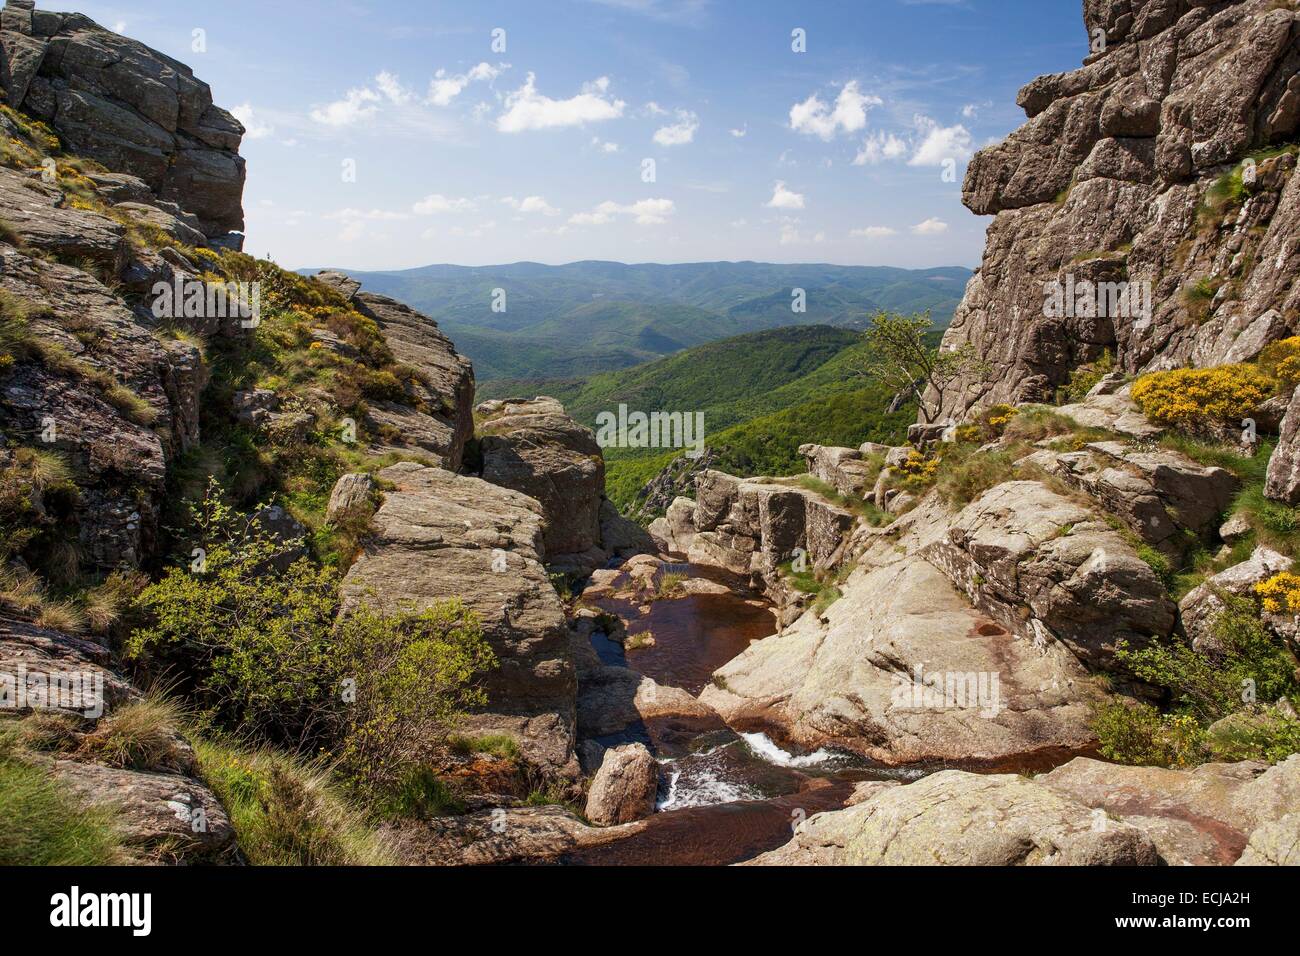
[700,555,1100,767]
[754,754,1300,867]
[0,0,246,242]
[0,181,204,573]
[475,396,654,572]
[1041,755,1300,865]
[932,0,1300,421]
[339,462,578,782]
[688,471,856,585]
[750,769,1160,865]
[315,270,475,471]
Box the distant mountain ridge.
[305,260,971,382]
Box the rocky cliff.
[934,0,1300,420]
[0,0,245,243]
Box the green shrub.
[1097,597,1300,767]
[126,484,343,741]
[1057,349,1115,404]
[1092,699,1206,768]
[333,600,496,805]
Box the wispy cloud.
[653,109,699,146]
[569,198,676,226]
[497,74,626,132]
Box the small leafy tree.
[858,311,991,424]
[334,600,496,807]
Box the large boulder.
[799,444,880,498]
[584,743,659,826]
[749,770,1159,866]
[339,462,578,781]
[476,397,606,571]
[648,496,697,554]
[1,3,246,239]
[699,556,1100,767]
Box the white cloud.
[653,109,699,146]
[765,181,805,210]
[729,125,747,138]
[568,198,675,226]
[591,136,621,153]
[909,116,973,166]
[501,195,560,216]
[429,62,501,107]
[912,217,949,235]
[853,131,908,165]
[375,71,415,105]
[231,103,274,140]
[310,87,380,126]
[789,81,881,140]
[497,74,625,132]
[850,226,898,239]
[412,194,476,215]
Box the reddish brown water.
[574,558,922,865]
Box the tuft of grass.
[935,447,1019,508]
[790,475,892,526]
[78,697,187,772]
[0,729,124,865]
[371,766,465,821]
[193,737,395,865]
[655,572,687,599]
[447,733,521,763]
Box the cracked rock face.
[476,396,608,572]
[0,2,246,240]
[315,271,476,471]
[931,0,1300,422]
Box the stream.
[568,558,927,866]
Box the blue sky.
[72,0,1086,270]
